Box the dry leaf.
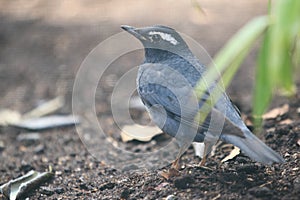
[262,104,289,120]
[266,127,276,133]
[211,194,221,200]
[279,119,293,125]
[0,97,64,127]
[221,146,240,163]
[0,109,21,126]
[120,124,162,142]
[22,96,64,119]
[154,182,169,191]
[0,169,54,200]
[11,115,80,130]
[159,168,179,180]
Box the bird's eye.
[151,34,161,42]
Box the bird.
[121,25,285,177]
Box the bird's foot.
[197,156,213,171]
[199,155,207,166]
[171,159,180,170]
[159,167,180,179]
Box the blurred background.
[0,0,268,114]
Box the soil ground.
[0,0,299,199]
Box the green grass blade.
[253,33,272,127]
[194,16,269,125]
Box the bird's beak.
[121,25,147,41]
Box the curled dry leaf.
[0,170,54,200]
[0,109,22,126]
[22,96,64,119]
[120,124,162,142]
[262,104,289,120]
[11,115,80,130]
[279,119,293,125]
[221,146,240,163]
[0,96,66,128]
[154,182,169,191]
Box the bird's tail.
[220,128,285,165]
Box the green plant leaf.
[253,33,272,127]
[252,0,300,127]
[194,16,269,125]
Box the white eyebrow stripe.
[148,31,179,45]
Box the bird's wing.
[138,63,211,128]
[137,63,246,135]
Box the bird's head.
[121,25,189,54]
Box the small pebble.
[122,164,139,171]
[40,186,64,195]
[20,161,33,172]
[54,187,64,194]
[248,186,273,197]
[79,183,89,190]
[40,186,55,196]
[235,156,250,164]
[99,182,115,191]
[17,133,41,141]
[165,194,176,200]
[236,164,258,173]
[293,177,300,191]
[34,144,45,154]
[174,176,194,189]
[120,187,131,199]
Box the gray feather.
[221,128,285,164]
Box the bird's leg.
[171,145,186,170]
[199,142,213,167]
[199,154,207,166]
[159,145,187,179]
[171,157,180,170]
[160,161,180,179]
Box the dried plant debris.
[221,146,241,163]
[0,97,80,130]
[11,115,80,130]
[262,104,289,120]
[279,118,293,125]
[120,124,162,142]
[16,132,41,142]
[22,96,64,119]
[0,109,22,126]
[0,170,54,200]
